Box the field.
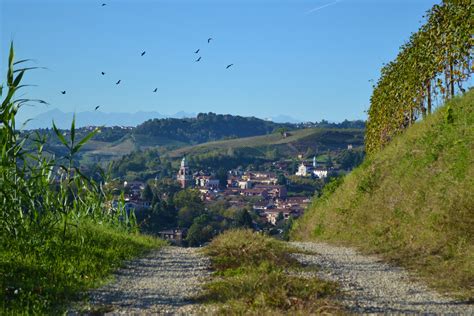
[168,128,364,159]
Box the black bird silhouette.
[141,51,146,56]
[195,57,201,62]
[226,64,234,69]
[194,49,200,54]
[61,91,66,94]
[116,80,121,85]
[101,3,106,6]
[101,72,105,75]
[153,88,158,93]
[95,106,100,111]
[207,38,213,43]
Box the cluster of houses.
[112,156,328,232]
[111,180,151,212]
[176,157,316,226]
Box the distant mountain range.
[20,109,302,129]
[20,109,196,129]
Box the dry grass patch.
[198,229,342,314]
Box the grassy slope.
[0,222,166,314]
[168,128,364,158]
[84,135,169,155]
[292,91,474,299]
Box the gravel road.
[82,246,211,315]
[290,242,473,314]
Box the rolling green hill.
[27,114,364,166]
[167,128,364,159]
[110,127,364,180]
[291,91,474,299]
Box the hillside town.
[177,156,322,224]
[115,154,335,244]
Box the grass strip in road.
[197,229,342,314]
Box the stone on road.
[85,246,210,315]
[291,242,473,315]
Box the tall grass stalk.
[0,43,151,313]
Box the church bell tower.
[177,157,192,189]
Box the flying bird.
[101,3,106,6]
[101,72,105,75]
[95,106,100,111]
[226,64,234,69]
[116,80,121,85]
[141,51,146,56]
[195,57,201,62]
[153,88,158,93]
[194,49,200,54]
[61,91,66,94]
[207,38,213,43]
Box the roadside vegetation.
[292,91,474,299]
[0,45,166,314]
[198,230,341,314]
[293,0,472,300]
[366,0,471,154]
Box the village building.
[253,200,275,211]
[223,188,242,196]
[177,157,193,189]
[242,172,278,185]
[158,229,187,246]
[313,169,328,179]
[238,180,252,189]
[241,188,269,198]
[262,208,300,225]
[194,174,220,190]
[227,176,240,188]
[295,156,317,177]
[254,184,287,199]
[295,162,313,176]
[228,168,244,177]
[124,180,145,198]
[295,156,328,179]
[283,196,311,205]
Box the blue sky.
[1,0,438,123]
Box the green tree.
[147,200,177,230]
[274,127,288,136]
[216,168,228,189]
[281,217,294,241]
[177,206,202,228]
[186,214,215,247]
[276,212,284,223]
[336,149,365,170]
[142,183,154,201]
[173,189,204,211]
[277,173,287,185]
[235,209,253,229]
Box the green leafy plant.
[366,0,472,155]
[0,43,157,314]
